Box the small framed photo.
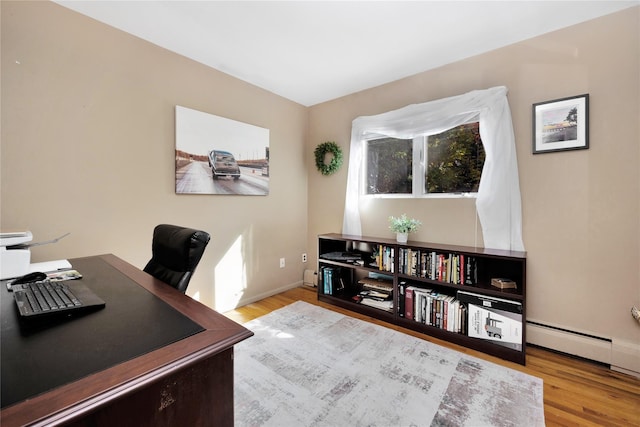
[533,94,589,154]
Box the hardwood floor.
[224,286,640,427]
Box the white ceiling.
[55,1,637,106]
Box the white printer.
[0,231,71,279]
[0,231,33,280]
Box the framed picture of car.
[175,105,270,195]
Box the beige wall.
[1,1,309,311]
[307,7,640,358]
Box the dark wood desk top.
[0,254,253,427]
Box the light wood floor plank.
[224,286,640,427]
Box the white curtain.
[342,86,525,252]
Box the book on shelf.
[321,266,344,296]
[320,251,362,262]
[368,271,392,279]
[397,281,406,317]
[459,303,467,335]
[457,290,522,351]
[413,288,432,325]
[359,296,393,312]
[405,285,415,319]
[359,289,390,301]
[358,276,393,293]
[490,278,517,290]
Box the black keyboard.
[12,281,82,316]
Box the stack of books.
[357,277,393,312]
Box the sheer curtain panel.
[342,86,524,251]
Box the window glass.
[425,122,485,194]
[365,137,412,195]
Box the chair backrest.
[143,224,211,293]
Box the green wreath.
[314,141,343,175]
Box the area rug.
[234,301,544,427]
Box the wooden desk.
[0,254,253,427]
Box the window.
[365,122,485,197]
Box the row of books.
[398,282,467,334]
[320,266,344,295]
[398,249,478,285]
[373,245,395,272]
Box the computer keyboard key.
[21,291,41,313]
[61,287,81,306]
[45,283,65,308]
[53,288,73,307]
[39,283,58,309]
[32,288,51,311]
[14,292,34,316]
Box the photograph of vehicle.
[175,105,269,195]
[209,150,241,180]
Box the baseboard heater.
[526,320,612,365]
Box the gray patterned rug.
[234,301,545,427]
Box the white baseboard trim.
[611,338,640,377]
[234,280,303,308]
[527,320,640,377]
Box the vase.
[396,232,408,243]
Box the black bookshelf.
[317,233,527,365]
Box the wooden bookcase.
[317,233,527,365]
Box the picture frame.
[532,94,589,154]
[175,106,270,195]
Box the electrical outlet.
[302,253,307,263]
[279,258,285,268]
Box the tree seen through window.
[366,137,412,194]
[426,122,485,193]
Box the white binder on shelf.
[457,290,523,351]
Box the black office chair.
[143,224,211,293]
